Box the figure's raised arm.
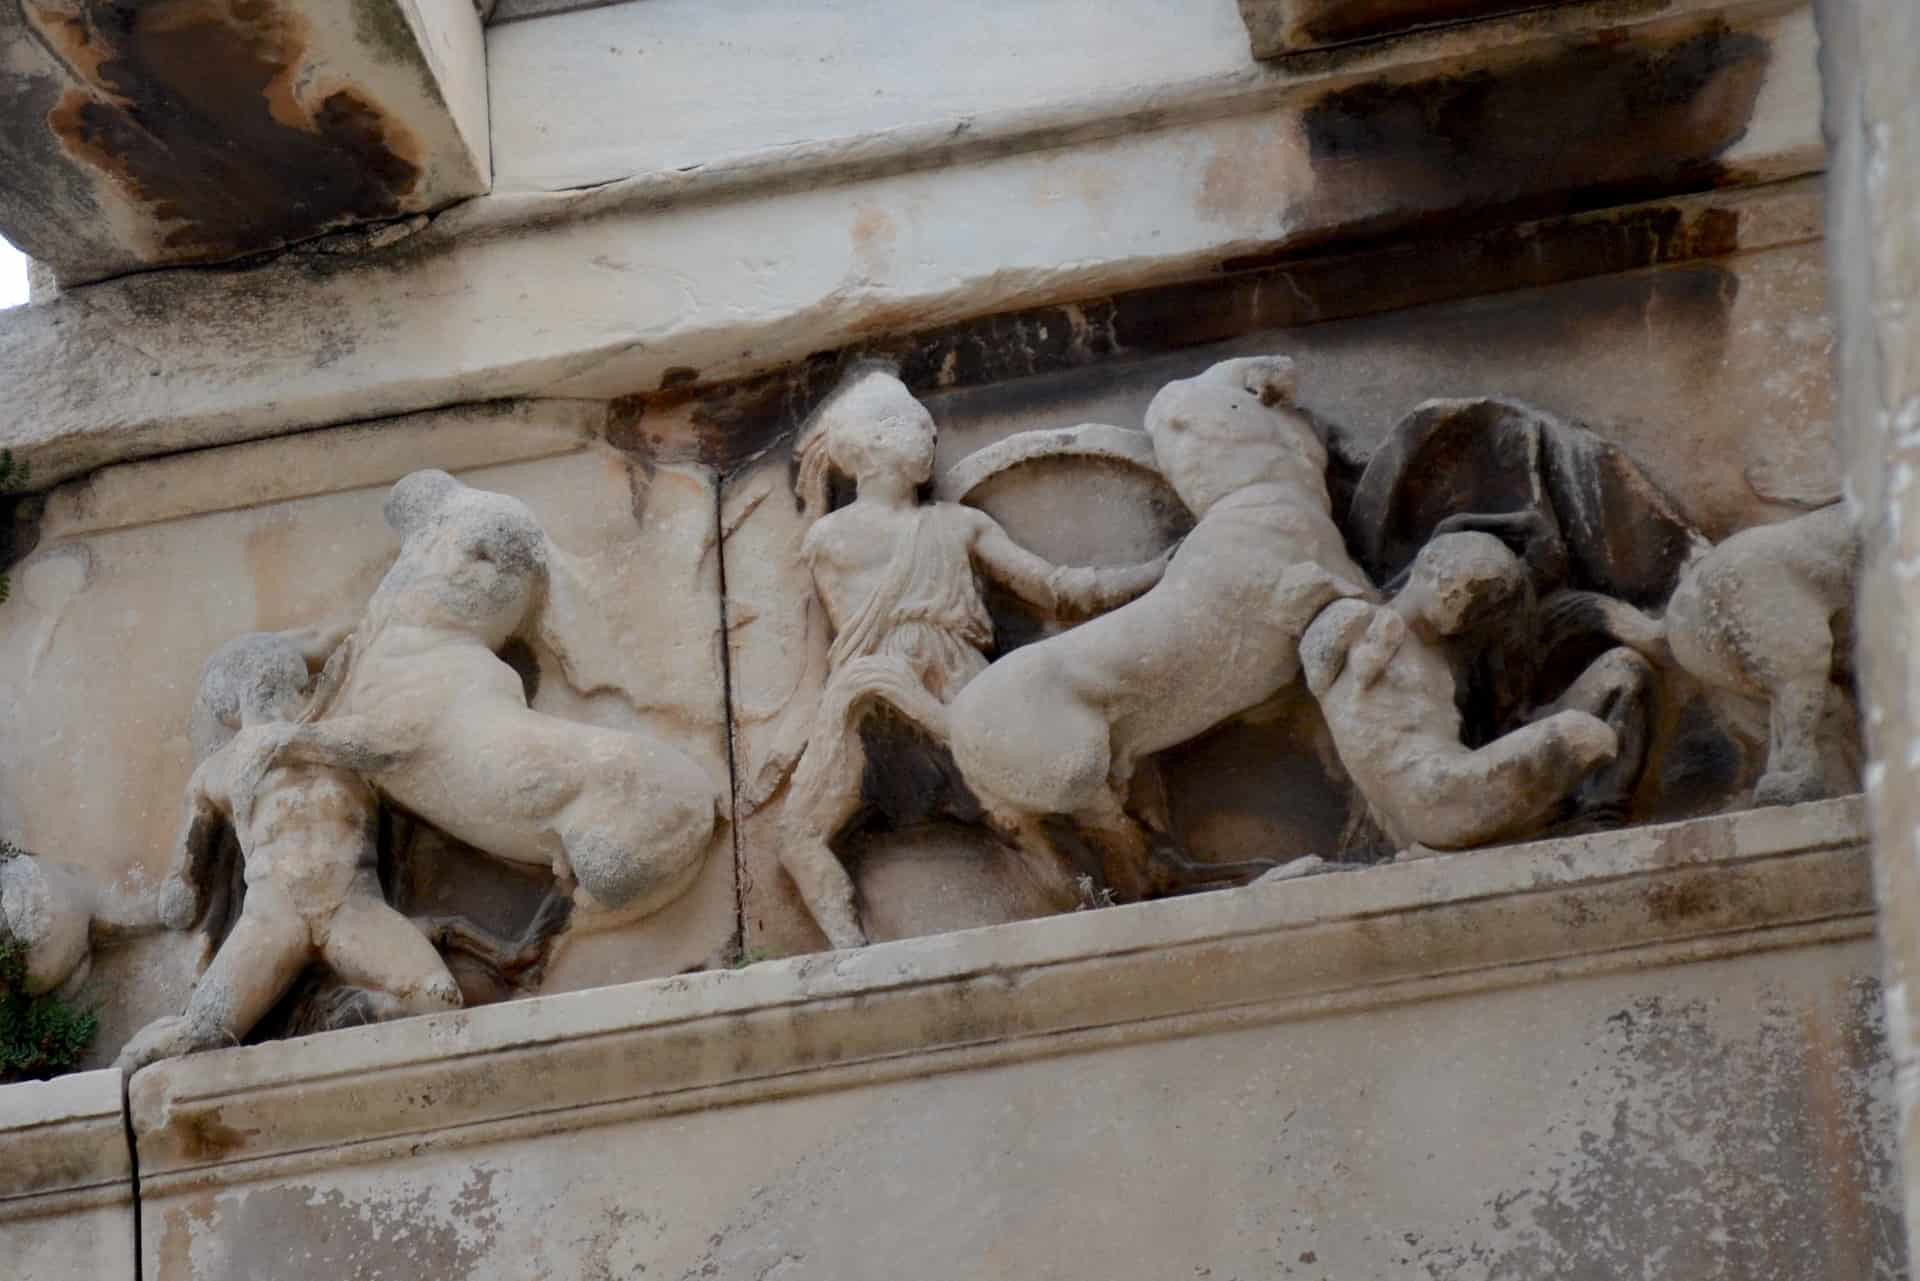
[969,511,1170,618]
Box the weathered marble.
[0,404,735,1067]
[1236,0,1549,56]
[1555,501,1859,806]
[0,1069,134,1281]
[1817,0,1920,1262]
[0,1,1819,488]
[127,801,1897,1281]
[0,0,489,284]
[725,236,1844,956]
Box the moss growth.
[0,840,99,1082]
[729,946,774,970]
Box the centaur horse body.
[268,470,722,917]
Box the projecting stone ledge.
[0,0,489,285]
[0,1070,134,1281]
[117,797,1896,1280]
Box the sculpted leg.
[321,874,463,1018]
[1755,673,1833,806]
[780,736,871,951]
[117,888,310,1074]
[1409,711,1618,849]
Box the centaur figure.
[748,365,1164,949]
[255,470,722,921]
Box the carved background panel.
[0,405,733,1063]
[723,236,1848,957]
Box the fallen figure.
[1302,532,1621,852]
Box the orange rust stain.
[28,0,425,260]
[1197,126,1307,226]
[173,1110,257,1163]
[850,205,898,279]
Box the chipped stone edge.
[460,0,1805,234]
[0,1069,132,1220]
[36,399,602,544]
[126,797,1870,1193]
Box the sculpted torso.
[329,491,579,864]
[950,355,1372,847]
[805,503,980,634]
[342,489,545,718]
[213,737,377,911]
[1300,601,1471,833]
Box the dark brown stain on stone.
[172,1109,256,1163]
[1645,874,1718,924]
[1288,0,1552,52]
[633,185,1767,474]
[1297,20,1771,241]
[30,0,425,262]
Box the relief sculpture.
[100,353,1866,1061]
[257,469,722,918]
[1549,501,1858,807]
[745,355,1863,950]
[117,631,464,1075]
[949,356,1370,898]
[1301,532,1621,852]
[745,365,1166,948]
[119,469,728,1068]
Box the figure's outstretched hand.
[254,719,410,777]
[1048,543,1179,617]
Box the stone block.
[0,1069,134,1281]
[0,0,1820,488]
[127,801,1900,1280]
[0,403,736,1066]
[0,0,489,285]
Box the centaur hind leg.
[320,871,463,1019]
[1120,760,1277,896]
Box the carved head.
[385,469,467,537]
[796,363,936,514]
[189,632,314,761]
[1398,531,1530,639]
[1145,356,1327,515]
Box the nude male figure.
[116,633,460,1075]
[1301,532,1620,852]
